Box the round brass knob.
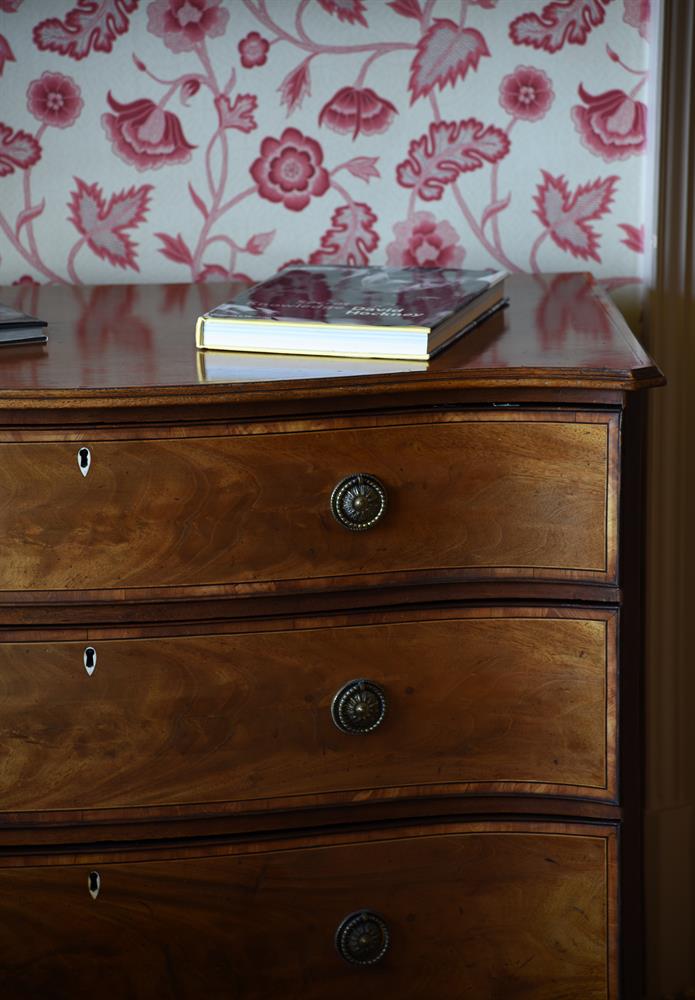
[335,910,389,966]
[330,473,387,531]
[331,679,387,735]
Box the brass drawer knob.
[330,473,387,531]
[336,910,389,966]
[331,679,386,735]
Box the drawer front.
[0,822,617,1000]
[0,609,616,818]
[0,410,618,597]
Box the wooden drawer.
[0,608,617,819]
[0,409,618,599]
[0,821,618,1000]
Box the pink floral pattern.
[510,0,612,53]
[238,31,270,69]
[0,2,653,289]
[251,128,330,211]
[101,93,196,170]
[68,177,152,272]
[499,66,554,121]
[0,122,40,176]
[146,0,229,53]
[386,212,465,267]
[33,1,139,61]
[571,84,647,161]
[623,0,650,39]
[27,71,83,129]
[317,0,368,27]
[319,87,397,138]
[0,34,15,75]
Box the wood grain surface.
[0,409,617,598]
[0,607,617,818]
[0,275,664,411]
[0,820,618,1000]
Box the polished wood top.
[0,273,663,409]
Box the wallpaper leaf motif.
[396,119,510,202]
[188,183,209,220]
[245,230,276,254]
[310,202,379,265]
[317,0,369,28]
[154,230,194,265]
[408,19,490,103]
[215,93,258,133]
[68,177,152,270]
[341,156,381,182]
[33,0,140,61]
[533,170,618,262]
[278,59,313,115]
[510,0,613,52]
[618,221,644,251]
[387,0,423,20]
[0,123,41,177]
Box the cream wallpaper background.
[0,0,653,292]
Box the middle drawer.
[1,607,617,818]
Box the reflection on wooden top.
[0,273,663,407]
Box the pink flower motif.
[499,65,554,122]
[238,31,270,68]
[571,84,647,161]
[385,212,465,268]
[623,0,650,39]
[101,92,196,171]
[146,0,229,53]
[27,71,83,129]
[250,128,330,212]
[319,86,397,139]
[12,275,40,286]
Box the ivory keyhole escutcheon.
[88,871,100,900]
[83,647,96,677]
[78,447,91,477]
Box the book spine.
[195,315,205,349]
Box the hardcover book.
[195,265,507,361]
[0,302,48,346]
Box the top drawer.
[0,410,618,598]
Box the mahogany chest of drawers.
[0,274,663,998]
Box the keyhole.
[88,871,100,900]
[84,647,96,677]
[78,447,91,477]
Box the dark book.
[196,265,507,361]
[0,302,48,345]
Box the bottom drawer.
[0,821,617,999]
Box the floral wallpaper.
[0,0,653,293]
